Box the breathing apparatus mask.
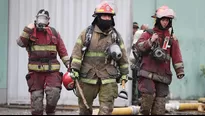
[150,46,166,61]
[35,9,50,31]
[107,43,122,61]
[150,38,169,61]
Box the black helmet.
[36,9,49,18]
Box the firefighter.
[133,22,139,35]
[135,6,185,115]
[70,1,129,115]
[16,9,70,115]
[130,23,149,105]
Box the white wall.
[8,0,133,106]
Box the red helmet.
[93,1,115,17]
[63,72,75,91]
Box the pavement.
[0,107,79,115]
[1,101,205,115]
[1,106,205,115]
[0,105,79,115]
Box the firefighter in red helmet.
[16,9,70,115]
[70,1,129,115]
[135,6,185,115]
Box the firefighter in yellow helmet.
[70,1,129,115]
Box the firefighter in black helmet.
[16,9,70,115]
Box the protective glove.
[150,33,158,42]
[27,23,35,29]
[176,67,185,79]
[120,75,128,85]
[70,69,80,80]
[177,74,184,79]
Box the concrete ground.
[0,104,205,115]
[1,107,205,115]
[0,104,80,115]
[168,111,205,115]
[0,106,79,115]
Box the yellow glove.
[70,69,79,80]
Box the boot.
[151,97,166,115]
[139,93,155,115]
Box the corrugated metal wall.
[133,0,205,99]
[8,0,133,106]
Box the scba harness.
[82,25,122,63]
[28,27,59,72]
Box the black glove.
[177,74,184,79]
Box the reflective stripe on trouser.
[76,81,118,115]
[31,90,44,115]
[28,64,60,72]
[45,86,61,115]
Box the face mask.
[35,15,49,31]
[97,18,113,32]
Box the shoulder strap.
[169,27,174,46]
[112,28,120,45]
[50,27,58,39]
[145,28,173,47]
[86,25,94,37]
[145,29,154,35]
[82,25,94,51]
[81,25,94,60]
[169,27,174,56]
